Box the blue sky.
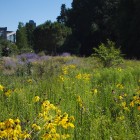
[0,0,72,31]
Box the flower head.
[0,85,4,91]
[33,96,40,102]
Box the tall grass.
[0,55,140,139]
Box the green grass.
[0,56,140,139]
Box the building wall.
[0,27,7,39]
[0,27,16,43]
[7,32,16,43]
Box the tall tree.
[25,22,36,49]
[57,4,68,24]
[60,0,120,56]
[33,21,71,55]
[16,22,28,50]
[117,0,140,58]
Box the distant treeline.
[15,0,140,59]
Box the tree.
[116,0,140,58]
[58,0,120,56]
[33,21,71,55]
[16,22,29,51]
[57,4,68,24]
[56,0,140,58]
[25,22,36,49]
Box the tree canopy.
[15,0,140,58]
[33,21,71,55]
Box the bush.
[19,47,34,54]
[93,39,123,67]
[0,38,19,57]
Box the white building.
[7,31,16,43]
[0,27,16,43]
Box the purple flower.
[17,53,39,64]
[39,55,51,61]
[3,57,17,69]
[17,53,39,60]
[60,52,71,57]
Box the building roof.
[6,31,16,37]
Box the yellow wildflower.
[54,116,61,124]
[116,84,124,89]
[118,68,122,72]
[0,85,4,91]
[20,132,31,139]
[50,128,56,133]
[49,103,56,110]
[75,73,82,79]
[0,122,5,129]
[92,89,98,95]
[44,122,55,130]
[14,118,20,125]
[69,64,76,69]
[67,122,75,128]
[77,96,83,108]
[56,109,61,115]
[119,95,123,100]
[117,116,125,121]
[121,102,126,107]
[83,73,91,81]
[69,116,75,122]
[124,107,130,111]
[123,93,127,97]
[4,89,12,97]
[130,101,134,107]
[42,133,52,139]
[133,95,138,100]
[61,134,70,139]
[38,113,43,118]
[0,130,7,138]
[77,96,82,103]
[15,124,22,132]
[136,90,140,94]
[50,133,60,139]
[32,124,41,131]
[53,133,60,139]
[27,79,32,83]
[135,99,140,104]
[59,75,64,82]
[5,119,15,127]
[62,66,68,75]
[33,96,40,102]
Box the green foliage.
[1,56,140,139]
[25,22,36,48]
[116,0,140,58]
[19,47,34,54]
[0,37,19,57]
[93,40,123,67]
[1,57,140,139]
[33,21,72,55]
[57,4,68,24]
[10,44,19,55]
[12,0,140,58]
[60,0,120,56]
[16,22,29,50]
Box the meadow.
[0,53,140,140]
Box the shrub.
[19,47,34,54]
[0,38,19,57]
[93,39,123,67]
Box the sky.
[0,0,72,31]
